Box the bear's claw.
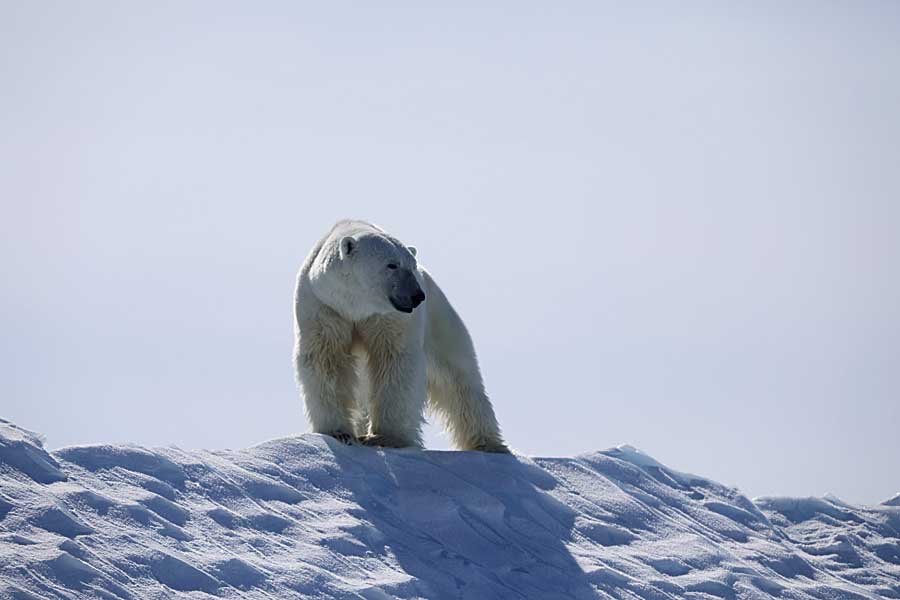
[358,434,408,448]
[471,440,512,454]
[328,431,356,445]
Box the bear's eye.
[386,263,398,270]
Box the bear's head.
[310,232,425,320]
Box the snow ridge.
[0,419,898,599]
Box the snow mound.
[0,419,67,485]
[0,421,898,599]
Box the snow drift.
[0,418,897,599]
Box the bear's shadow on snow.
[326,439,599,599]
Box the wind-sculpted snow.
[0,419,898,599]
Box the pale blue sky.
[2,2,898,504]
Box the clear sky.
[2,2,898,504]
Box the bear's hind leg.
[427,362,509,453]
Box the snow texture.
[1,418,898,599]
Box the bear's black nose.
[411,291,426,307]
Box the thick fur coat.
[294,220,508,452]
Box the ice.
[0,420,897,599]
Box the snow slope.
[1,419,898,599]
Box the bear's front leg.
[361,323,427,449]
[295,313,360,444]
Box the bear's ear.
[408,246,417,257]
[339,236,355,259]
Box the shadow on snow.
[326,439,599,599]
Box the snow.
[1,418,898,599]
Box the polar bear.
[294,220,508,452]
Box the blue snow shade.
[0,419,898,599]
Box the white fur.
[294,220,508,452]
